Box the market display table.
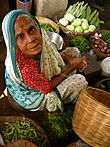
[82,52,102,81]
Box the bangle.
[61,73,68,78]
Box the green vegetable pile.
[99,80,110,92]
[101,32,110,48]
[1,121,46,147]
[69,36,90,53]
[40,23,56,32]
[44,106,77,147]
[65,1,104,27]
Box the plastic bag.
[101,57,110,77]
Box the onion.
[101,48,106,53]
[106,49,110,54]
[98,44,103,48]
[99,34,102,38]
[95,39,100,44]
[95,44,98,48]
[104,46,107,50]
[97,48,101,51]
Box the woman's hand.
[61,53,87,72]
[50,55,87,90]
[70,56,87,72]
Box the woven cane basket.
[90,30,110,59]
[35,16,60,34]
[72,86,110,147]
[16,0,32,13]
[0,116,51,147]
[95,78,110,89]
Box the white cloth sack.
[101,57,110,77]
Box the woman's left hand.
[61,53,87,72]
[77,56,87,72]
[71,56,87,72]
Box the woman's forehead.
[14,17,35,36]
[15,15,32,23]
[14,14,36,27]
[14,16,36,31]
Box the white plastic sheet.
[101,57,110,77]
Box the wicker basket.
[54,16,99,37]
[72,86,110,147]
[90,30,110,59]
[35,16,60,34]
[0,116,51,147]
[95,78,110,88]
[16,0,32,13]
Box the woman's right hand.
[62,53,87,72]
[61,53,87,72]
[70,56,87,72]
[50,56,87,90]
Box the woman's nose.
[26,34,34,43]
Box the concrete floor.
[0,0,110,146]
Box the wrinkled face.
[14,15,43,59]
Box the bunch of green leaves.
[69,36,90,53]
[1,121,46,147]
[40,23,56,32]
[101,32,110,48]
[80,5,104,27]
[99,80,110,92]
[65,1,88,18]
[65,1,104,27]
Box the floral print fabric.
[17,49,51,94]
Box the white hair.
[15,14,36,25]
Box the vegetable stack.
[91,31,110,54]
[1,121,46,147]
[40,23,56,32]
[59,1,104,34]
[69,36,91,53]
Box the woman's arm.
[50,64,76,90]
[50,54,87,91]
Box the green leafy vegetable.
[101,32,110,48]
[99,80,110,92]
[69,36,91,53]
[65,1,88,18]
[40,23,56,32]
[1,121,46,146]
[44,106,76,147]
[85,6,91,21]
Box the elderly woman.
[2,10,88,112]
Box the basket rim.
[0,115,51,147]
[36,16,60,34]
[95,78,110,88]
[81,86,110,110]
[90,29,110,59]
